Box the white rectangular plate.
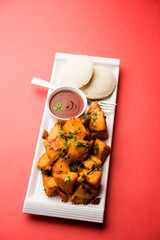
[23,53,120,223]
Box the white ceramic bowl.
[47,86,87,121]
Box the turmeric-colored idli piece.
[92,139,111,162]
[48,123,64,140]
[82,155,102,170]
[67,139,93,163]
[62,117,89,139]
[88,101,106,131]
[78,169,102,189]
[54,171,78,195]
[52,158,70,175]
[42,175,59,197]
[37,152,53,170]
[70,183,99,204]
[90,128,109,140]
[58,189,68,203]
[44,138,66,162]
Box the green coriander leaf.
[61,151,66,157]
[64,175,70,182]
[74,141,89,147]
[93,117,98,122]
[57,102,62,108]
[40,169,51,176]
[95,143,99,154]
[92,112,97,116]
[73,136,77,141]
[87,165,95,175]
[61,106,65,111]
[84,114,91,121]
[66,131,78,138]
[87,169,93,175]
[59,130,64,137]
[70,163,78,172]
[54,107,59,111]
[63,141,70,149]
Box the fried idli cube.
[48,123,65,140]
[92,139,111,162]
[67,139,93,163]
[58,189,68,203]
[90,128,109,140]
[62,117,89,139]
[42,175,59,197]
[52,158,70,175]
[70,183,99,204]
[44,138,66,162]
[82,155,102,170]
[88,101,106,131]
[37,152,53,170]
[78,169,102,189]
[54,171,78,195]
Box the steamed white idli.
[59,55,94,88]
[81,66,116,99]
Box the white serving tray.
[23,53,120,223]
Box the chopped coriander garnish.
[95,143,99,154]
[57,102,62,108]
[64,175,70,182]
[61,106,65,111]
[73,136,77,141]
[54,102,65,112]
[40,169,51,176]
[63,141,70,149]
[93,117,98,122]
[54,107,58,111]
[66,131,77,138]
[70,163,78,172]
[61,151,66,157]
[84,114,91,121]
[92,112,97,116]
[59,130,64,137]
[74,141,89,147]
[87,166,95,175]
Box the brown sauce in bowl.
[49,90,84,119]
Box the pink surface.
[0,0,160,239]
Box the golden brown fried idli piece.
[78,169,102,189]
[48,123,64,140]
[92,139,111,163]
[52,158,70,175]
[70,183,99,204]
[58,189,68,203]
[62,117,89,140]
[42,175,59,197]
[54,171,78,195]
[90,128,109,140]
[82,155,102,170]
[44,138,66,163]
[88,101,106,131]
[37,152,53,170]
[67,139,93,163]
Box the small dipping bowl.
[47,86,87,121]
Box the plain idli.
[81,66,116,99]
[59,55,94,88]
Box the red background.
[0,0,160,239]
